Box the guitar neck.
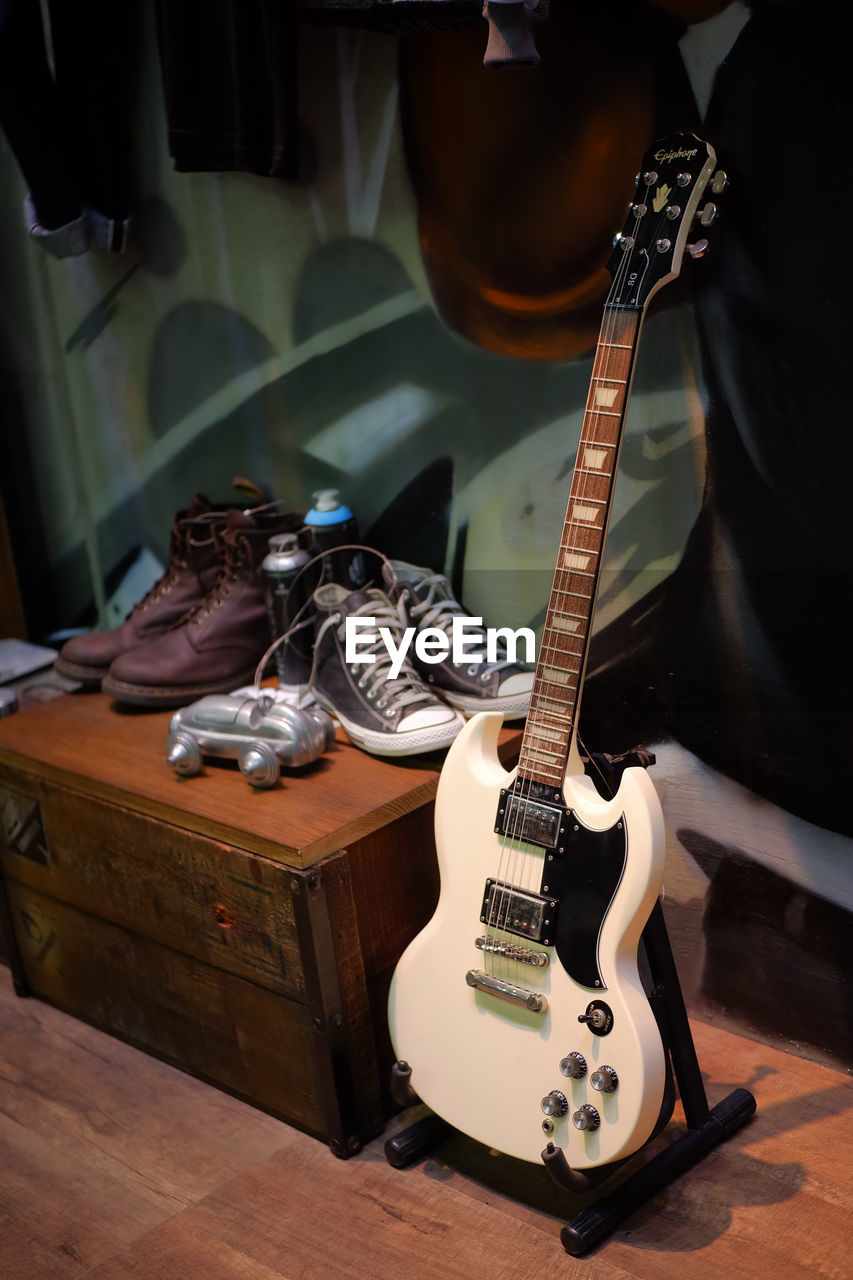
[517,306,642,788]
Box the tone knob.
[540,1090,569,1118]
[590,1065,619,1094]
[559,1051,587,1080]
[571,1103,601,1132]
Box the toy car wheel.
[166,731,203,777]
[238,740,280,788]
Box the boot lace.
[182,530,246,626]
[135,531,189,615]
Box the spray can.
[305,489,367,590]
[261,532,313,690]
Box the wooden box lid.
[0,692,519,869]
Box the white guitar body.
[388,712,667,1169]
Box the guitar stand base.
[384,1111,453,1168]
[560,1086,756,1255]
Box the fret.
[585,408,621,419]
[526,725,567,745]
[551,588,593,602]
[559,553,595,575]
[549,615,583,634]
[537,644,583,661]
[539,666,575,686]
[532,693,574,713]
[527,709,571,727]
[599,341,632,349]
[541,642,582,658]
[569,503,604,517]
[521,745,564,763]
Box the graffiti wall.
[0,1,849,1069]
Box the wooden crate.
[0,692,517,1155]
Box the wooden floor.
[0,978,850,1279]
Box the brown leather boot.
[54,494,242,689]
[101,507,306,708]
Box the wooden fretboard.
[517,307,642,789]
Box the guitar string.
[485,188,649,990]
[487,205,638,984]
[487,173,680,991]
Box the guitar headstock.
[606,132,726,310]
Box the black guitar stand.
[384,749,757,1256]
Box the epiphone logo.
[655,145,699,163]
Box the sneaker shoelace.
[312,594,440,718]
[401,574,517,675]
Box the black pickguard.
[542,814,627,990]
[494,782,628,989]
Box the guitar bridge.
[475,936,549,967]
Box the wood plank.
[0,1110,176,1280]
[85,1219,293,1280]
[0,984,287,1203]
[0,974,851,1279]
[182,1139,620,1280]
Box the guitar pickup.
[495,794,562,849]
[480,879,558,947]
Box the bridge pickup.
[475,936,549,967]
[465,969,547,1013]
[495,794,562,849]
[481,879,558,946]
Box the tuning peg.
[710,169,729,194]
[696,202,718,227]
[686,239,710,259]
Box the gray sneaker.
[384,561,534,720]
[310,583,464,757]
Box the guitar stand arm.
[389,1059,421,1108]
[542,1142,622,1194]
[384,1060,453,1168]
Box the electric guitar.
[388,134,726,1171]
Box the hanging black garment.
[154,0,300,179]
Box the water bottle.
[304,490,367,591]
[261,532,313,691]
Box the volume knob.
[559,1051,587,1080]
[541,1090,569,1118]
[590,1065,619,1094]
[571,1103,601,1132]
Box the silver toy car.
[165,688,335,788]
